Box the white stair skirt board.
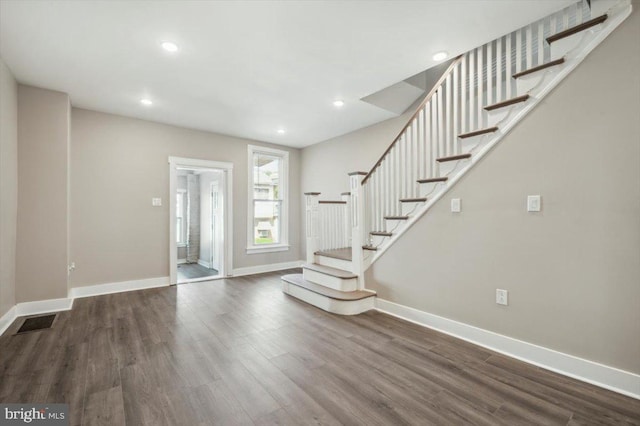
[232,260,304,277]
[70,276,170,299]
[376,298,640,399]
[302,266,358,292]
[314,254,352,271]
[282,274,375,315]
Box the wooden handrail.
[361,55,463,184]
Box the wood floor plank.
[1,270,638,425]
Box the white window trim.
[247,145,289,254]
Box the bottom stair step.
[281,274,375,315]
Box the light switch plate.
[527,195,541,212]
[451,198,461,213]
[152,198,162,207]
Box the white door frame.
[210,180,222,271]
[169,156,233,285]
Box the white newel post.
[304,192,321,264]
[341,192,351,249]
[349,172,367,289]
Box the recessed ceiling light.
[333,100,345,108]
[433,51,448,61]
[277,128,285,134]
[161,41,179,52]
[140,98,153,106]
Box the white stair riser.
[418,181,447,198]
[438,158,470,177]
[282,280,375,315]
[551,32,591,61]
[384,219,408,233]
[370,234,390,247]
[303,268,358,292]
[460,135,491,155]
[401,201,424,216]
[516,72,550,96]
[314,254,352,271]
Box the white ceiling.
[0,0,574,148]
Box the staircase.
[282,0,632,314]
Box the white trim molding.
[1,298,75,336]
[0,306,17,336]
[70,276,170,299]
[247,144,290,255]
[375,298,640,399]
[232,260,303,277]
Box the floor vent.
[16,314,56,334]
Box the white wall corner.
[70,276,170,299]
[232,260,304,277]
[375,298,640,400]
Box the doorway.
[169,157,233,285]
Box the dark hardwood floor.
[1,269,638,425]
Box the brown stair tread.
[436,153,472,163]
[370,231,392,236]
[400,198,427,203]
[282,274,375,301]
[362,245,377,251]
[513,58,565,79]
[302,263,357,279]
[304,192,321,196]
[417,177,448,184]
[547,14,607,44]
[384,216,409,220]
[340,192,351,196]
[458,127,498,139]
[315,247,352,261]
[318,200,347,204]
[484,95,530,111]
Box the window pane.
[253,200,280,244]
[253,154,280,201]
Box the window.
[247,145,289,254]
[176,189,187,245]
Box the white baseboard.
[375,298,640,400]
[232,260,303,277]
[16,297,74,317]
[70,276,170,299]
[197,259,211,268]
[0,306,17,336]
[0,297,75,336]
[177,259,187,264]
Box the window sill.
[246,244,290,255]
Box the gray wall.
[0,58,17,316]
[304,9,640,374]
[16,85,70,303]
[70,108,301,288]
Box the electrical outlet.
[451,198,461,213]
[527,195,541,212]
[496,289,508,305]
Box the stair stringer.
[364,0,632,270]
